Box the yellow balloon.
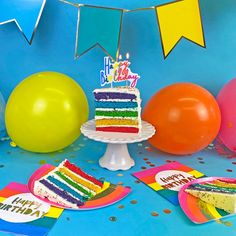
[5,72,89,153]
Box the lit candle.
[125,53,130,87]
[110,59,114,88]
[125,52,129,61]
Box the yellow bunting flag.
[156,0,205,58]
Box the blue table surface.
[0,136,235,236]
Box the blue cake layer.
[46,176,86,201]
[95,101,138,109]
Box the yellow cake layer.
[59,167,101,193]
[213,180,236,189]
[96,119,138,126]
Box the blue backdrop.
[1,1,236,235]
[0,0,236,116]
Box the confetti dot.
[83,137,88,141]
[0,164,4,168]
[54,160,61,163]
[138,152,143,154]
[215,219,222,224]
[146,161,151,164]
[146,147,153,152]
[10,141,17,147]
[199,161,205,164]
[117,182,123,185]
[39,160,46,165]
[79,143,85,147]
[149,164,155,167]
[58,149,64,153]
[151,212,159,217]
[117,173,123,177]
[130,200,137,204]
[197,157,203,160]
[70,154,76,158]
[226,169,233,172]
[224,221,232,227]
[163,209,171,214]
[141,166,147,169]
[135,180,140,184]
[73,147,80,151]
[166,160,172,163]
[0,137,10,141]
[6,151,11,154]
[109,216,117,222]
[145,146,150,149]
[138,143,143,147]
[87,159,94,163]
[118,205,125,209]
[99,177,105,181]
[232,162,236,165]
[66,217,70,221]
[143,158,148,161]
[91,168,97,171]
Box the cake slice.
[34,159,103,208]
[185,179,236,214]
[93,87,142,133]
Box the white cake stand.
[81,120,156,171]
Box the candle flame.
[118,54,122,60]
[126,52,130,60]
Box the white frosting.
[33,181,79,209]
[95,116,138,120]
[95,108,138,112]
[93,86,140,96]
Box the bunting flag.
[155,0,205,58]
[76,5,124,61]
[62,0,206,59]
[0,0,46,44]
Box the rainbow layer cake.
[185,179,236,213]
[33,159,103,208]
[93,87,141,133]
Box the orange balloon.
[142,83,221,155]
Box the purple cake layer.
[94,92,136,101]
[39,179,84,206]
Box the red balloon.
[142,83,221,155]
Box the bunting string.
[61,0,205,60]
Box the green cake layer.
[95,110,138,118]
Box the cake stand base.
[81,120,155,171]
[99,143,135,171]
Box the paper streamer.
[0,0,46,44]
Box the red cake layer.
[96,127,139,133]
[63,160,103,187]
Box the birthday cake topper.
[100,54,140,88]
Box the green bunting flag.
[76,5,124,61]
